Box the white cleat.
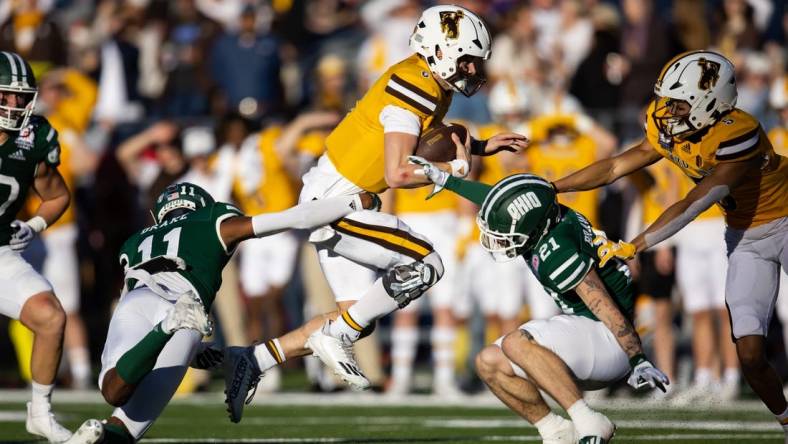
[542,416,577,444]
[305,321,370,390]
[26,402,72,443]
[161,292,212,335]
[64,419,103,444]
[577,411,616,444]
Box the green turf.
[0,400,782,443]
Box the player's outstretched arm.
[470,132,529,156]
[219,193,378,249]
[553,138,662,193]
[628,156,756,253]
[575,269,669,392]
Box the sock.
[777,405,788,430]
[723,367,740,384]
[254,338,285,372]
[567,399,601,437]
[431,327,456,387]
[534,412,568,438]
[30,382,53,416]
[329,279,399,341]
[694,367,713,387]
[103,422,134,444]
[390,327,418,388]
[68,346,92,387]
[115,323,172,386]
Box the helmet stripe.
[11,52,27,83]
[481,176,552,222]
[1,52,18,84]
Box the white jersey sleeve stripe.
[557,258,593,290]
[549,253,579,280]
[385,79,437,113]
[716,132,759,157]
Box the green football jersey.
[119,202,243,310]
[525,207,634,321]
[0,115,60,246]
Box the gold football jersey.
[645,101,788,229]
[525,116,601,226]
[326,54,452,193]
[233,126,297,215]
[768,127,787,157]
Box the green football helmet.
[153,182,215,224]
[0,51,37,131]
[477,173,560,262]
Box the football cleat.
[64,419,103,444]
[578,416,616,444]
[305,321,370,390]
[25,402,72,443]
[161,292,212,336]
[224,346,263,423]
[542,416,576,444]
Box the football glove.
[627,356,670,392]
[191,342,224,370]
[9,220,36,252]
[594,236,636,267]
[408,156,450,199]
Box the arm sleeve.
[251,195,360,237]
[379,105,421,136]
[444,176,493,205]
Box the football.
[414,123,468,162]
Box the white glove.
[10,220,36,252]
[627,357,670,392]
[408,155,450,198]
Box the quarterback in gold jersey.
[552,51,788,438]
[222,4,526,420]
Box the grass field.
[0,390,783,443]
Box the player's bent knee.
[101,369,135,407]
[475,345,506,379]
[501,329,533,359]
[22,293,65,334]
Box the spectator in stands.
[116,121,186,212]
[0,0,66,72]
[487,4,540,85]
[33,69,99,389]
[714,0,762,55]
[617,0,683,139]
[210,5,282,118]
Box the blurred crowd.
[0,0,787,403]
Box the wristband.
[448,159,469,177]
[628,353,647,368]
[26,216,47,233]
[470,138,487,155]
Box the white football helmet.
[488,79,531,122]
[409,5,491,97]
[653,51,737,138]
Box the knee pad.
[382,251,444,309]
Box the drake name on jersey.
[646,101,788,229]
[0,115,60,246]
[326,54,452,193]
[119,202,242,310]
[528,208,634,320]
